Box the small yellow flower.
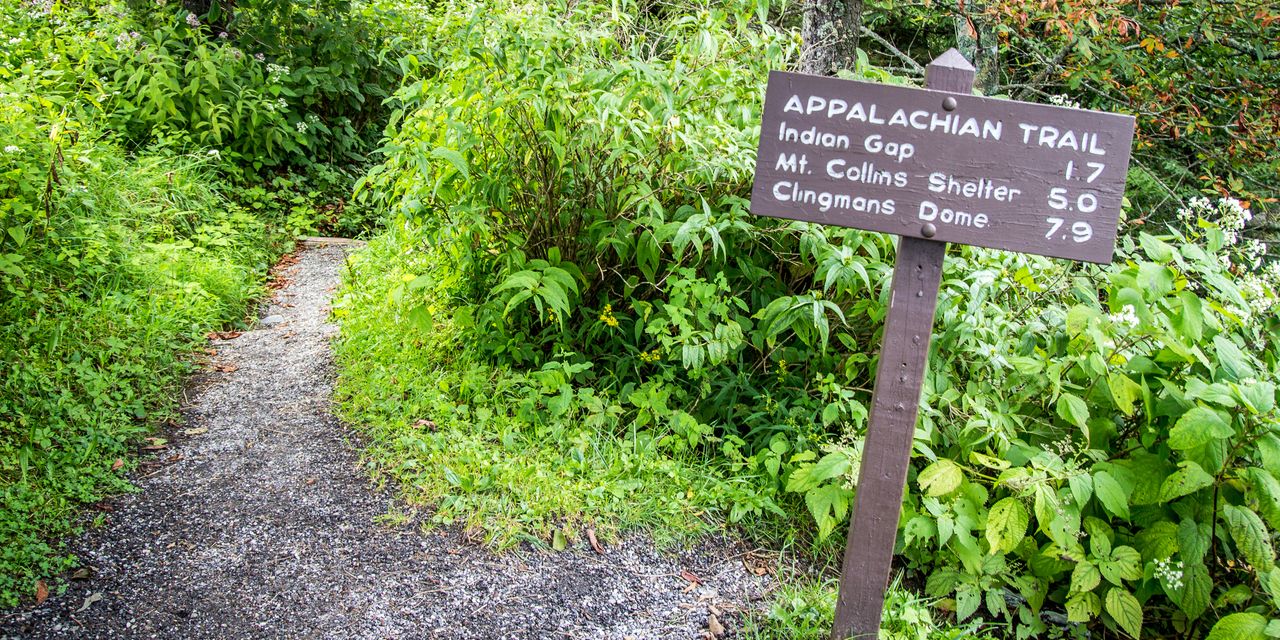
[599,303,618,328]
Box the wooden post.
[829,50,975,640]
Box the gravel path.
[1,243,769,640]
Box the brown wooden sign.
[751,68,1135,263]
[747,50,1135,640]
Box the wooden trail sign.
[751,55,1134,264]
[747,50,1134,639]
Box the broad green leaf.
[1206,613,1267,640]
[1176,291,1204,343]
[1214,335,1255,381]
[1137,262,1174,298]
[1167,406,1233,450]
[1108,373,1143,416]
[1071,561,1101,593]
[1139,232,1175,262]
[1224,504,1276,572]
[1247,468,1280,530]
[1179,518,1211,565]
[805,484,854,540]
[1105,587,1143,638]
[1068,472,1093,509]
[1057,393,1090,430]
[1066,590,1100,623]
[1159,461,1215,502]
[956,583,980,621]
[1170,561,1211,620]
[1094,470,1131,519]
[918,459,964,497]
[1100,546,1143,584]
[986,497,1029,555]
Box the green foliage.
[0,131,276,606]
[1,0,406,172]
[332,224,780,546]
[743,577,998,640]
[344,0,1280,638]
[0,0,315,608]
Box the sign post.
[748,49,1135,639]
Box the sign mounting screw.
[942,96,957,111]
[921,223,937,238]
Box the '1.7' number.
[1045,217,1093,243]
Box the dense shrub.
[348,0,1280,637]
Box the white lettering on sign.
[783,94,1004,141]
[772,181,897,215]
[927,173,1022,203]
[917,201,989,229]
[778,121,851,150]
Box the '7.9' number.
[1045,217,1093,243]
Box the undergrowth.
[337,0,1280,637]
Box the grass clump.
[333,224,781,547]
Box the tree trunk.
[799,0,865,76]
[954,1,998,92]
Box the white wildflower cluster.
[254,52,265,62]
[207,149,220,158]
[263,98,289,114]
[306,113,320,124]
[3,145,20,154]
[266,63,290,83]
[1048,94,1081,109]
[114,31,140,51]
[185,13,200,27]
[1154,557,1185,591]
[1240,274,1276,316]
[1178,196,1253,246]
[1108,304,1139,328]
[295,121,307,133]
[1241,239,1267,269]
[1049,436,1078,459]
[22,0,53,17]
[8,37,22,46]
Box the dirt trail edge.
[2,244,769,640]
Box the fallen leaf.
[71,567,95,581]
[182,428,208,436]
[586,528,604,554]
[206,331,242,340]
[681,569,703,585]
[111,458,124,471]
[707,613,725,638]
[35,580,48,605]
[75,592,102,613]
[213,364,239,373]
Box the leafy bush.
[347,0,1280,637]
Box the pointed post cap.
[925,48,976,93]
[928,48,975,72]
